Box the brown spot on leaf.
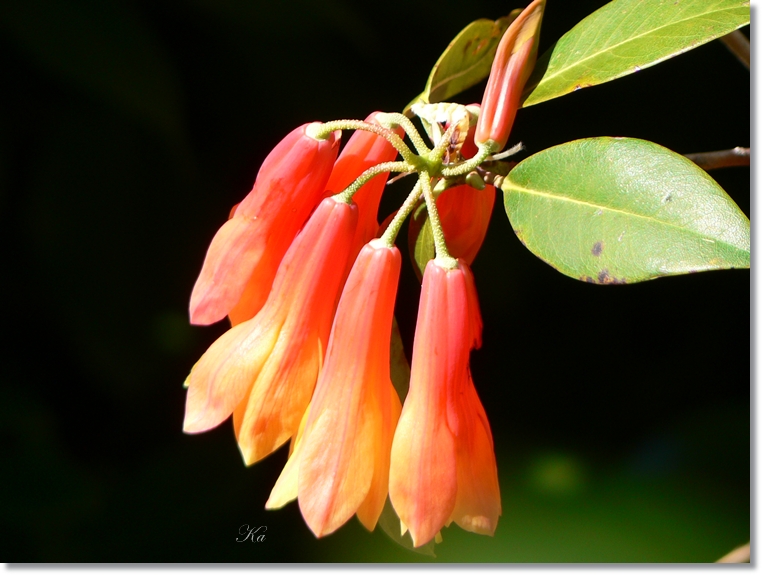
[591,241,604,257]
[472,38,489,56]
[597,269,627,285]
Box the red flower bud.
[389,259,500,547]
[189,123,340,326]
[267,240,403,537]
[475,0,545,152]
[184,197,358,466]
[325,113,403,255]
[438,184,495,265]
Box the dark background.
[0,0,749,562]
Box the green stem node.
[434,255,459,270]
[440,141,499,178]
[429,119,458,164]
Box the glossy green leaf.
[501,138,750,284]
[408,201,435,282]
[522,0,750,107]
[404,13,519,115]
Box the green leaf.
[522,0,750,107]
[403,13,519,115]
[500,138,750,284]
[407,201,435,282]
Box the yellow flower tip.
[299,494,346,539]
[264,491,294,511]
[182,388,222,434]
[411,530,436,548]
[181,417,203,434]
[403,522,444,548]
[513,0,545,53]
[237,443,259,467]
[267,433,302,510]
[355,506,380,533]
[457,515,497,536]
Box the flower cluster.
[183,0,544,548]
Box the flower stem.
[440,141,500,178]
[429,119,458,164]
[419,172,453,263]
[334,161,413,204]
[378,181,423,247]
[375,112,431,156]
[310,120,418,164]
[685,147,750,170]
[720,30,749,69]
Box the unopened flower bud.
[475,0,545,152]
[465,171,486,190]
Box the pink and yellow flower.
[267,240,402,537]
[389,258,501,547]
[183,196,358,465]
[189,123,340,326]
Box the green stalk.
[374,112,431,156]
[419,171,453,265]
[334,161,412,204]
[440,142,499,178]
[378,181,423,247]
[308,120,418,164]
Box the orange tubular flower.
[389,258,501,547]
[474,0,545,151]
[437,184,496,265]
[183,197,358,465]
[266,240,402,537]
[325,113,403,254]
[189,123,340,326]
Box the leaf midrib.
[537,3,746,87]
[503,180,748,253]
